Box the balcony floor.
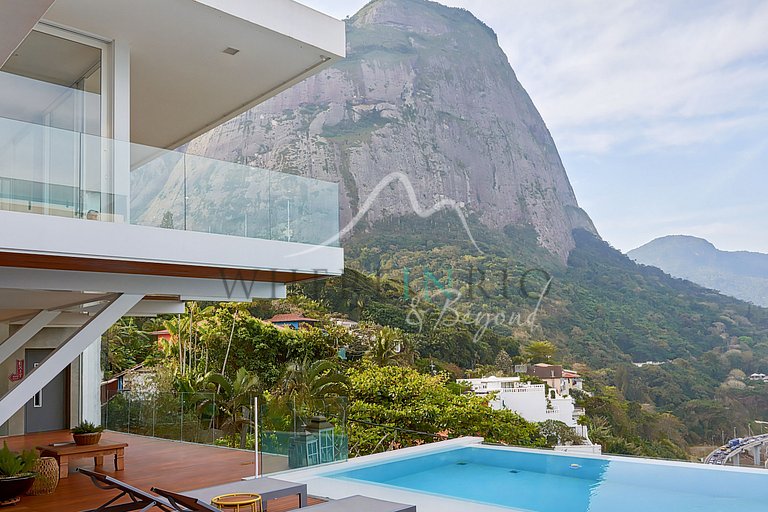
[2,430,321,512]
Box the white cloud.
[299,0,768,153]
[447,0,768,153]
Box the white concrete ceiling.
[3,30,100,88]
[0,0,55,68]
[40,0,346,149]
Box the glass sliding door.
[0,26,113,219]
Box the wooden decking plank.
[1,430,322,512]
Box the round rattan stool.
[211,493,263,512]
[26,457,59,496]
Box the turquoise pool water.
[329,447,768,511]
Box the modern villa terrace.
[0,0,345,442]
[2,2,768,512]
[3,430,324,512]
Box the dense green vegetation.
[347,362,544,456]
[104,299,548,455]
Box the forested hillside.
[295,214,768,449]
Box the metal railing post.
[180,393,184,441]
[254,396,260,478]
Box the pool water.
[329,447,768,511]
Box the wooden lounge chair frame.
[77,468,173,512]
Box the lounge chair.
[181,478,308,511]
[150,488,219,512]
[77,468,173,512]
[157,487,414,512]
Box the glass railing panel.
[129,151,340,246]
[258,396,348,474]
[101,391,348,474]
[269,170,340,246]
[0,116,127,220]
[0,112,340,246]
[128,144,186,229]
[0,70,101,136]
[102,391,223,444]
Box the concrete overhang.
[13,0,345,148]
[0,210,344,284]
[0,1,55,68]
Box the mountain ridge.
[628,235,768,307]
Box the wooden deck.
[2,430,322,512]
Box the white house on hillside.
[0,0,345,436]
[460,375,581,427]
[461,375,599,453]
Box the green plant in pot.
[0,442,37,504]
[71,421,104,446]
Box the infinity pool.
[328,446,768,511]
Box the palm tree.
[199,368,262,448]
[582,416,611,446]
[366,326,411,366]
[280,358,348,419]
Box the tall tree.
[524,341,557,364]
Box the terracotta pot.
[0,474,36,503]
[73,432,102,446]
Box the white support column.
[0,294,142,427]
[0,310,60,365]
[753,445,761,466]
[80,337,102,424]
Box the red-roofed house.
[562,369,583,395]
[150,329,173,347]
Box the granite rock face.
[185,0,597,261]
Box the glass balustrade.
[102,391,348,474]
[0,80,340,246]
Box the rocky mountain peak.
[183,0,597,262]
[350,0,486,38]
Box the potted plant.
[71,421,104,446]
[0,442,37,504]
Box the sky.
[298,0,768,254]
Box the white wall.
[495,386,548,423]
[550,396,577,427]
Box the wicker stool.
[26,457,59,496]
[211,493,263,512]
